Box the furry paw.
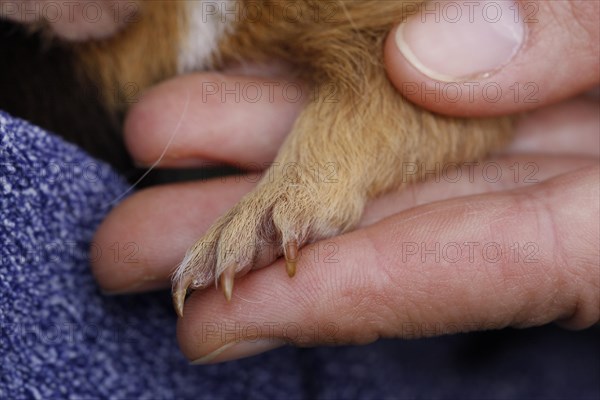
[172,166,363,316]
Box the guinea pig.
[6,0,514,315]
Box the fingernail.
[190,339,286,365]
[396,1,525,82]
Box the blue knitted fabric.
[1,110,598,399]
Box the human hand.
[92,0,599,364]
[385,0,599,116]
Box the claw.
[220,263,236,302]
[173,274,193,318]
[284,240,299,278]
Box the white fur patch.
[178,0,236,73]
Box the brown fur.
[75,1,183,110]
[70,1,513,309]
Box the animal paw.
[172,168,363,316]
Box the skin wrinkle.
[289,262,376,346]
[543,3,599,85]
[565,1,600,47]
[316,230,417,343]
[366,213,442,333]
[520,169,599,326]
[544,2,579,39]
[496,188,563,327]
[533,185,566,275]
[363,222,402,290]
[553,170,600,327]
[269,249,341,341]
[537,169,594,268]
[354,267,406,342]
[371,202,486,336]
[322,243,384,345]
[490,169,598,325]
[495,201,555,327]
[294,285,331,341]
[369,172,596,333]
[567,251,600,308]
[483,253,515,326]
[459,197,528,328]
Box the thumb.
[384,0,600,116]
